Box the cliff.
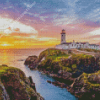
[69,71,100,100]
[25,48,100,99]
[37,49,100,75]
[0,65,44,100]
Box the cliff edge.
[25,48,100,100]
[0,65,44,100]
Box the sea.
[0,48,78,100]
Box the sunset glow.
[0,0,99,49]
[1,44,9,46]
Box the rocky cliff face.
[25,48,100,100]
[69,71,100,100]
[0,65,44,100]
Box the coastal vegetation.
[70,71,100,99]
[78,48,100,53]
[38,49,99,76]
[25,48,100,100]
[0,65,43,100]
[38,48,69,62]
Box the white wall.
[61,33,66,44]
[55,44,69,49]
[56,43,100,50]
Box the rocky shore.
[0,65,44,100]
[25,48,100,100]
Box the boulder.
[24,56,38,69]
[47,80,52,84]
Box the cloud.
[39,16,49,22]
[26,12,48,22]
[26,12,40,18]
[14,28,20,32]
[0,17,38,35]
[10,21,38,34]
[86,8,100,22]
[3,6,13,10]
[89,28,100,35]
[24,1,36,8]
[2,5,19,13]
[40,28,48,31]
[51,0,80,26]
[67,0,79,8]
[53,15,78,26]
[38,37,58,41]
[55,8,67,12]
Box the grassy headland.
[25,48,100,100]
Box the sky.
[0,0,100,49]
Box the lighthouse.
[56,29,99,50]
[61,29,66,44]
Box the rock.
[17,59,25,61]
[0,65,44,100]
[26,48,100,100]
[47,80,52,84]
[29,76,34,84]
[0,82,10,100]
[58,70,63,75]
[24,55,38,69]
[68,71,100,100]
[1,64,8,67]
[51,81,67,88]
[29,76,36,91]
[30,83,36,92]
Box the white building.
[56,29,100,50]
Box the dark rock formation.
[47,80,67,88]
[24,55,38,69]
[0,65,44,100]
[47,80,52,84]
[25,48,100,100]
[67,71,100,100]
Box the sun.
[1,44,10,46]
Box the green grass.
[79,48,100,53]
[39,49,97,74]
[38,48,68,61]
[38,48,70,63]
[81,72,100,89]
[72,64,77,69]
[0,65,27,99]
[0,66,10,76]
[72,54,93,60]
[47,54,69,62]
[0,65,26,81]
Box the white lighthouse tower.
[61,29,66,44]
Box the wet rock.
[29,76,36,91]
[47,80,52,84]
[47,80,67,88]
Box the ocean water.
[0,49,78,100]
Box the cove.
[23,66,78,100]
